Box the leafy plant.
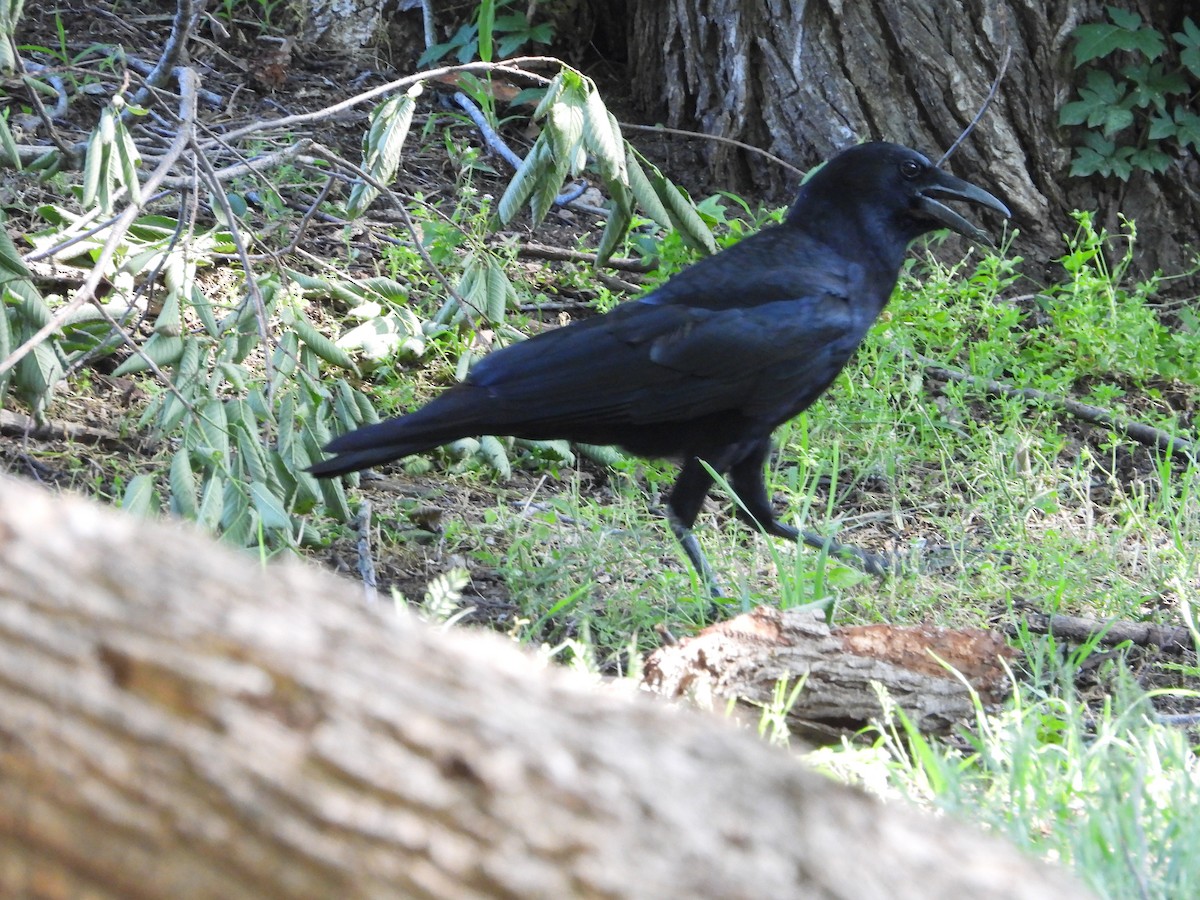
[419,0,554,67]
[1060,7,1200,179]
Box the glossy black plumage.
[311,142,1010,583]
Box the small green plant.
[1060,8,1200,179]
[419,0,554,66]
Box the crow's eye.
[899,159,923,179]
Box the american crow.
[311,142,1010,587]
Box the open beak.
[916,172,1011,243]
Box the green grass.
[807,664,1200,899]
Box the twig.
[920,357,1198,463]
[158,141,314,190]
[0,67,200,380]
[451,91,585,209]
[131,0,204,108]
[518,242,653,273]
[938,45,1012,166]
[355,500,379,606]
[215,58,560,147]
[191,136,278,396]
[0,409,146,450]
[620,122,805,178]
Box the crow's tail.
[308,387,492,478]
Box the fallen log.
[0,476,1089,898]
[644,607,1016,739]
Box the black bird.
[311,142,1010,587]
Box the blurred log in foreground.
[0,476,1089,899]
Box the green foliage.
[346,84,422,218]
[497,68,715,263]
[888,214,1200,402]
[1061,8,1200,179]
[419,0,554,66]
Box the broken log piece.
[0,476,1087,899]
[643,607,1016,737]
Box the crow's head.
[792,142,1011,246]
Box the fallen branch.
[644,606,1016,739]
[0,408,139,449]
[921,357,1198,464]
[1014,610,1194,653]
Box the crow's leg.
[727,442,901,576]
[665,456,723,596]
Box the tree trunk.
[624,0,1200,284]
[0,475,1090,899]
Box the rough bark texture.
[643,607,1016,739]
[302,0,385,50]
[625,0,1200,284]
[0,476,1092,899]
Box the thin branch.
[131,0,204,108]
[215,58,560,147]
[191,136,279,397]
[517,242,653,273]
[0,408,145,449]
[355,500,379,606]
[920,356,1197,463]
[620,122,805,178]
[938,45,1012,166]
[1013,610,1193,652]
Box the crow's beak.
[916,172,1011,243]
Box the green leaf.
[1072,10,1165,65]
[478,434,511,479]
[529,139,571,224]
[1176,18,1200,78]
[121,474,159,518]
[196,473,225,532]
[625,146,673,230]
[1148,113,1177,141]
[482,257,511,325]
[346,86,421,218]
[546,90,586,164]
[1129,147,1171,174]
[111,332,185,376]
[582,88,624,183]
[220,482,254,545]
[497,135,551,224]
[1174,109,1200,151]
[0,109,21,170]
[595,181,633,266]
[532,71,567,119]
[169,448,198,519]
[249,480,291,530]
[291,312,360,374]
[1121,62,1188,110]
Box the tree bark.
[624,0,1200,284]
[0,475,1090,899]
